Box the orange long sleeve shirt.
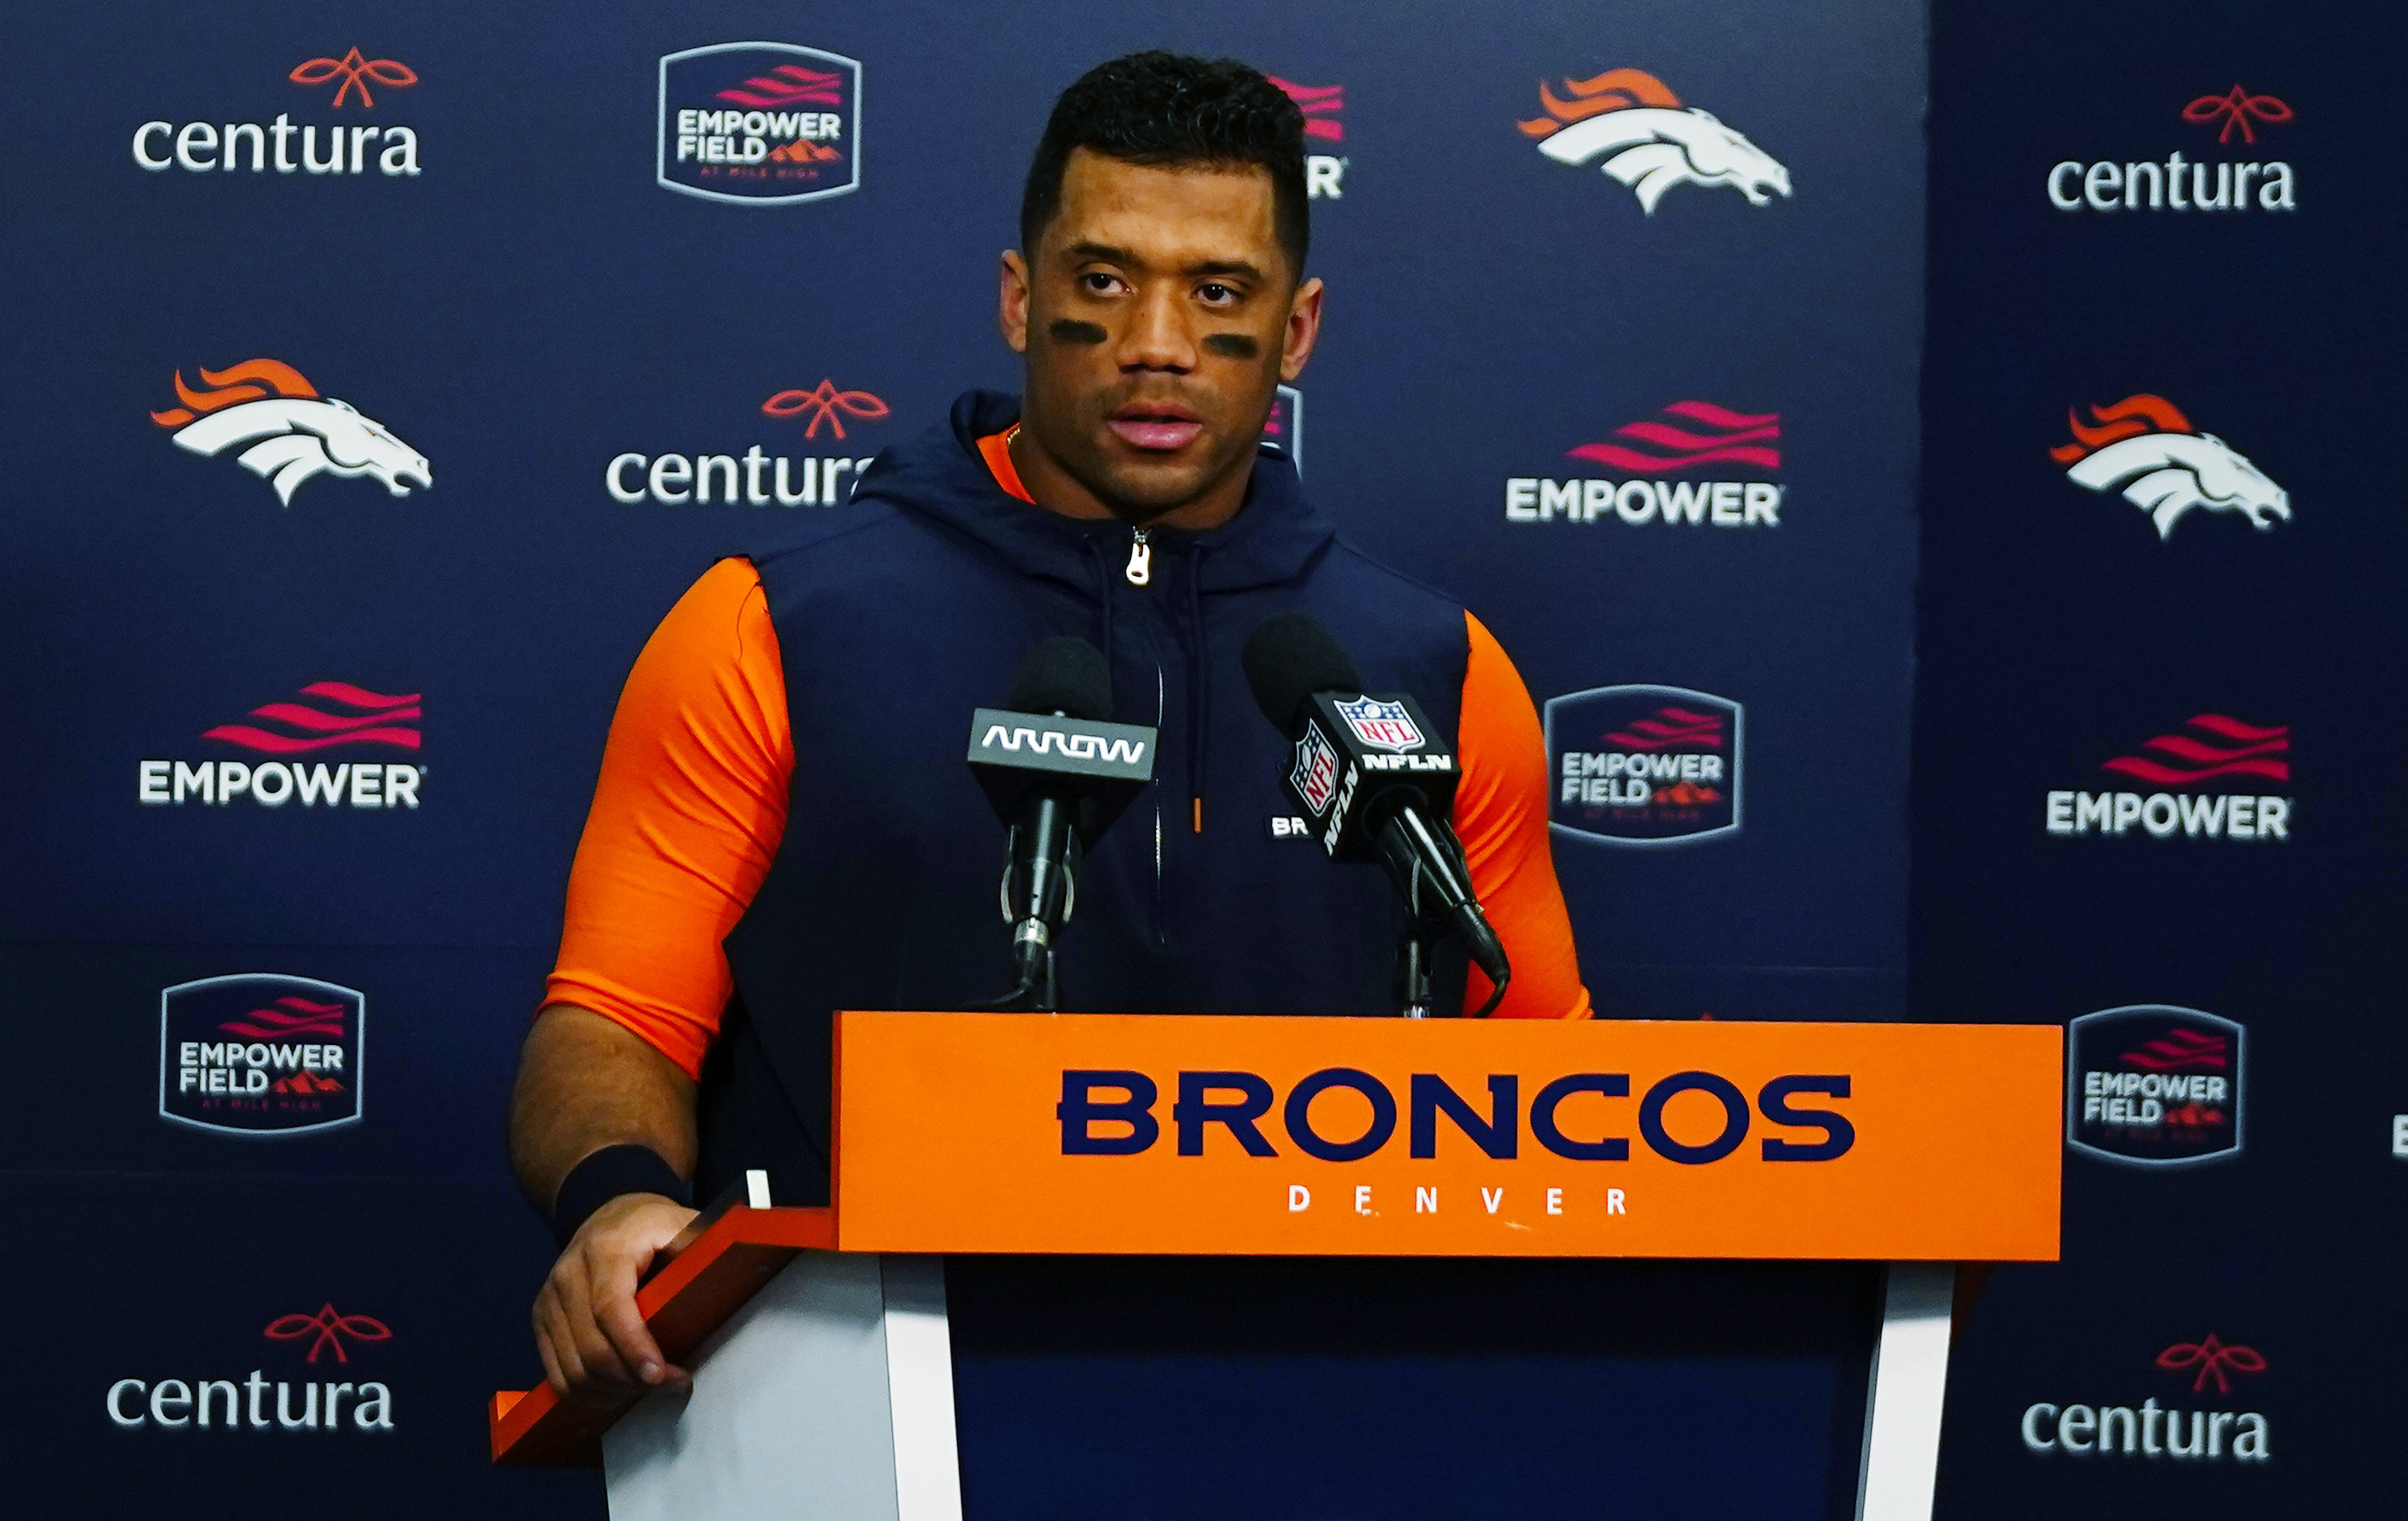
[548,440,1589,1077]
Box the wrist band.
[552,1144,691,1248]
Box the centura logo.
[2047,89,2295,213]
[1268,77,1347,199]
[2020,1334,2270,1462]
[762,379,890,440]
[160,974,365,1135]
[133,50,422,177]
[1509,401,1782,529]
[1546,685,1740,845]
[266,1304,392,1362]
[1264,384,1304,474]
[2044,713,2290,843]
[139,682,425,810]
[1291,723,1341,817]
[106,1303,396,1432]
[2159,1334,2266,1394]
[607,382,888,507]
[658,43,860,205]
[1519,68,1790,213]
[2066,1006,2243,1167]
[2184,86,2292,145]
[2051,394,2287,538]
[1336,698,1424,753]
[151,360,430,506]
[290,48,418,109]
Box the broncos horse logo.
[151,359,432,505]
[1520,68,1791,213]
[2051,394,2288,539]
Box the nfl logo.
[1291,725,1341,816]
[1336,697,1423,752]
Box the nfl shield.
[1291,724,1341,816]
[1336,696,1424,752]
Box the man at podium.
[509,51,1590,1406]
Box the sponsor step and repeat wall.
[1913,2,2402,1516]
[0,0,2388,1514]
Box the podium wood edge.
[489,1206,838,1467]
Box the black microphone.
[965,637,1156,1010]
[1241,613,1512,1016]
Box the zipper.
[1125,526,1152,587]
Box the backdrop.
[0,0,2384,1515]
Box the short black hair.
[1020,51,1310,280]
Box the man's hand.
[531,1191,701,1406]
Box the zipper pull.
[1124,526,1152,587]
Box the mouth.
[1106,404,1203,453]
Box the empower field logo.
[658,43,860,205]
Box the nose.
[1117,284,1195,375]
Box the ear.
[999,249,1031,355]
[1280,277,1324,383]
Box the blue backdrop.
[11,0,2378,1515]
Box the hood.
[848,389,1336,599]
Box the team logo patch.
[1336,697,1423,752]
[151,360,430,505]
[160,973,365,1134]
[1520,67,1790,213]
[2066,1006,2242,1167]
[2052,393,2288,539]
[1291,724,1341,817]
[1546,685,1741,843]
[658,43,860,205]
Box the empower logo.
[139,682,425,809]
[1268,76,1346,199]
[1509,402,1782,528]
[1519,68,1789,212]
[2052,394,2286,538]
[2044,713,2289,843]
[152,361,430,505]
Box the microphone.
[966,637,1156,1010]
[1241,613,1511,1017]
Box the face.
[1002,149,1322,522]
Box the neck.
[1007,422,1251,533]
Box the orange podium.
[494,1013,2062,1521]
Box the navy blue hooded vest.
[706,392,1471,1202]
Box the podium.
[492,1013,2061,1520]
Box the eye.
[1080,271,1124,296]
[1197,283,1238,306]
